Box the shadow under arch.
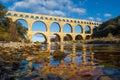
[75,35,83,40]
[74,24,83,33]
[64,34,73,41]
[50,22,61,32]
[32,21,47,32]
[63,23,73,33]
[32,33,47,43]
[50,33,61,42]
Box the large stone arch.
[85,25,91,34]
[50,22,61,32]
[74,25,83,33]
[50,33,61,42]
[14,19,28,39]
[64,34,73,41]
[63,23,73,33]
[32,33,47,42]
[15,19,28,28]
[75,35,83,40]
[31,21,47,32]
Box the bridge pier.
[60,44,64,52]
[82,44,87,66]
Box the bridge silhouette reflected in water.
[38,43,105,79]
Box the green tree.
[0,3,10,41]
[0,3,28,41]
[8,19,19,41]
[15,22,28,39]
[0,3,7,18]
[0,3,9,27]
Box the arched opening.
[74,25,83,33]
[85,26,91,34]
[25,15,29,18]
[75,35,83,40]
[32,21,47,32]
[14,14,17,17]
[63,24,72,33]
[50,22,60,32]
[7,13,11,16]
[32,33,47,43]
[31,16,34,19]
[36,16,39,19]
[86,35,91,40]
[50,34,61,42]
[15,19,28,39]
[64,34,72,41]
[20,15,23,18]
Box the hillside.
[92,16,120,38]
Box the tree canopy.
[0,3,7,18]
[0,3,28,41]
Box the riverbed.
[0,43,120,80]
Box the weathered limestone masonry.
[6,11,102,44]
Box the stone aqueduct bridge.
[6,11,102,44]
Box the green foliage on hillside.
[92,16,120,38]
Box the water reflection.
[34,43,120,80]
[7,43,119,80]
[49,43,95,66]
[36,44,103,79]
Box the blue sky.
[1,0,120,22]
[1,0,120,42]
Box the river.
[21,43,120,80]
[1,43,120,80]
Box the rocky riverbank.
[0,44,50,80]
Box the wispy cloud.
[8,0,87,16]
[88,17,94,21]
[72,8,86,14]
[96,17,102,21]
[104,13,112,17]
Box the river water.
[16,43,120,80]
